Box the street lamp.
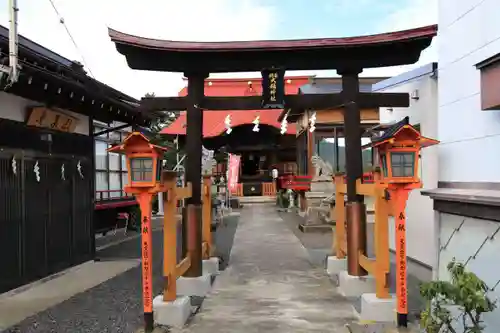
[108,132,167,333]
[367,116,438,328]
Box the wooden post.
[334,174,346,258]
[339,69,367,277]
[136,192,154,331]
[373,169,390,299]
[162,171,178,302]
[184,73,207,277]
[390,186,411,327]
[202,175,212,259]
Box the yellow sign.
[268,72,278,102]
[26,107,79,133]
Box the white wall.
[0,91,89,136]
[376,71,438,267]
[438,213,500,333]
[438,0,500,182]
[435,1,500,330]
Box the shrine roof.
[109,25,437,73]
[161,110,295,137]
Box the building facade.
[0,25,150,294]
[423,1,500,331]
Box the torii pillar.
[184,72,208,277]
[339,68,368,277]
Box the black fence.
[0,120,94,294]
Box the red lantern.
[107,132,167,331]
[366,116,439,328]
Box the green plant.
[420,259,496,333]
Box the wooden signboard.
[26,107,79,133]
[261,68,285,109]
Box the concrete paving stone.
[173,204,358,333]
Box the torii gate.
[108,24,436,281]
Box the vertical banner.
[261,68,285,109]
[227,154,241,194]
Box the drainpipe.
[7,0,19,86]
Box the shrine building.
[161,76,388,197]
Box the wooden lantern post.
[108,132,167,333]
[368,117,438,328]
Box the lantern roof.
[366,116,439,148]
[107,132,168,153]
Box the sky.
[0,0,437,100]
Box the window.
[109,152,121,171]
[361,137,373,172]
[109,172,122,197]
[380,154,388,177]
[296,131,308,175]
[390,152,415,177]
[475,53,500,110]
[316,135,373,173]
[95,171,108,199]
[131,157,153,181]
[122,172,128,188]
[318,138,336,171]
[94,125,130,200]
[156,158,162,181]
[95,141,108,170]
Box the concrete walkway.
[178,204,356,333]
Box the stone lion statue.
[202,146,216,175]
[311,155,334,178]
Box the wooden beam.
[176,256,192,276]
[141,96,187,112]
[141,94,346,112]
[140,92,410,113]
[357,92,410,108]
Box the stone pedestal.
[152,295,191,328]
[360,293,396,323]
[326,256,347,276]
[176,275,212,297]
[310,179,334,193]
[338,270,376,297]
[202,257,220,276]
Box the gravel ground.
[2,215,240,333]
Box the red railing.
[279,175,313,191]
[342,172,375,184]
[278,172,375,192]
[95,190,136,210]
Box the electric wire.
[47,0,95,78]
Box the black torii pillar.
[184,72,208,277]
[339,69,368,277]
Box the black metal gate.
[0,151,93,293]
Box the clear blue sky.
[250,0,413,39]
